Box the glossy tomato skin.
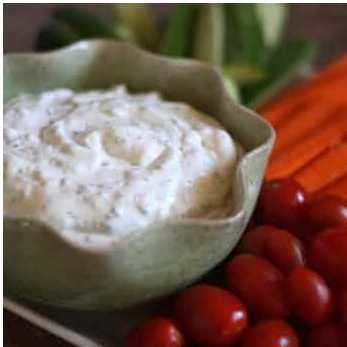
[265,229,306,275]
[174,285,248,347]
[306,323,347,347]
[309,227,347,289]
[286,267,333,325]
[237,225,277,256]
[238,226,306,275]
[256,179,309,232]
[309,194,347,230]
[241,320,299,347]
[125,317,185,347]
[226,255,290,319]
[339,288,347,324]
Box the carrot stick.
[293,141,347,193]
[319,174,347,199]
[271,103,344,156]
[259,79,347,126]
[266,109,347,179]
[258,55,347,115]
[258,98,309,127]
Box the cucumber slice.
[113,4,157,48]
[243,40,318,107]
[194,4,225,65]
[255,3,288,48]
[54,7,115,38]
[35,20,81,51]
[162,4,195,57]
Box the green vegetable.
[224,4,243,63]
[35,20,81,51]
[194,4,225,65]
[255,3,288,48]
[232,3,268,67]
[53,7,116,39]
[221,74,241,102]
[243,40,318,107]
[162,4,195,57]
[113,23,136,43]
[223,63,266,85]
[113,4,157,48]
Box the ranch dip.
[3,85,242,237]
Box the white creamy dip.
[4,85,241,237]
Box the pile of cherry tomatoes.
[126,178,347,347]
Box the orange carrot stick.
[266,109,347,179]
[259,79,347,126]
[293,141,347,193]
[258,55,347,115]
[319,174,347,199]
[271,103,344,156]
[258,98,309,127]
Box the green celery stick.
[224,3,243,63]
[255,3,288,48]
[162,3,195,57]
[232,4,268,67]
[194,4,225,65]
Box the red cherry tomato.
[226,255,290,319]
[174,285,248,347]
[241,320,299,347]
[339,288,347,324]
[266,228,306,275]
[237,225,278,256]
[125,317,185,347]
[238,225,306,275]
[309,227,347,288]
[286,267,333,325]
[309,194,347,230]
[306,323,347,347]
[256,179,309,232]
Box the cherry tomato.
[125,317,185,347]
[266,228,306,275]
[238,225,306,275]
[256,179,309,232]
[309,227,347,288]
[241,320,299,347]
[286,267,333,325]
[306,323,347,347]
[237,225,278,256]
[226,255,290,319]
[339,288,347,324]
[309,194,347,230]
[174,285,248,347]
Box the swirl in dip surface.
[4,86,241,237]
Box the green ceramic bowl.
[4,40,275,311]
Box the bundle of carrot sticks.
[258,55,347,198]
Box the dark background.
[4,4,347,67]
[3,3,347,347]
